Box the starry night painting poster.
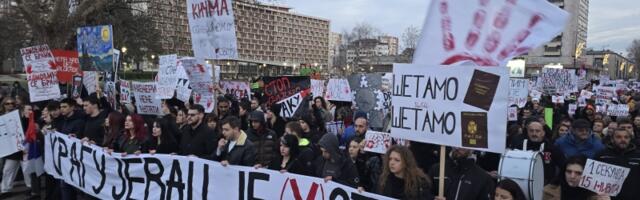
[77,25,114,72]
[347,73,393,130]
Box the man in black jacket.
[81,96,107,146]
[246,111,279,167]
[213,116,256,167]
[429,147,494,200]
[595,128,640,200]
[59,98,85,136]
[179,105,218,158]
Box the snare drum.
[498,150,544,200]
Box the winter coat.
[82,110,108,146]
[429,158,494,200]
[179,122,219,158]
[267,116,287,138]
[315,134,360,187]
[542,184,598,200]
[246,127,279,166]
[268,154,313,176]
[59,110,85,136]
[162,115,182,144]
[595,144,640,200]
[212,131,256,167]
[510,134,565,184]
[142,136,179,154]
[554,132,605,159]
[353,152,382,192]
[379,174,434,200]
[114,134,143,154]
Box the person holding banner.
[429,147,494,200]
[113,114,146,154]
[213,116,256,167]
[58,98,85,137]
[81,96,109,146]
[180,105,218,158]
[542,156,608,200]
[246,111,279,168]
[595,128,640,200]
[142,118,179,154]
[268,134,312,176]
[377,145,434,200]
[315,133,360,188]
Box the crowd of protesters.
[0,80,639,200]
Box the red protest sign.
[52,50,82,84]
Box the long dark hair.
[103,111,125,147]
[555,155,593,199]
[496,179,527,200]
[313,96,328,110]
[379,145,431,199]
[152,118,176,144]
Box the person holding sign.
[542,156,609,200]
[377,145,434,200]
[595,128,640,200]
[429,147,495,200]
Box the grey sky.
[282,0,639,56]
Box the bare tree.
[628,39,640,66]
[401,25,421,50]
[352,22,380,40]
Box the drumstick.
[439,145,446,198]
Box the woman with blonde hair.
[378,145,434,199]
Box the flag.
[23,112,44,176]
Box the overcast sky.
[281,0,639,56]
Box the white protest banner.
[552,95,564,104]
[537,68,578,95]
[413,0,568,66]
[311,79,325,98]
[324,79,352,102]
[325,121,344,136]
[214,65,221,84]
[507,107,518,121]
[568,104,577,116]
[579,159,630,196]
[507,59,525,78]
[182,58,215,113]
[187,0,238,60]
[157,54,179,99]
[0,111,24,158]
[120,80,131,103]
[27,71,61,102]
[580,90,594,99]
[82,71,98,95]
[595,86,616,105]
[392,64,508,153]
[131,82,162,115]
[364,131,392,154]
[606,104,629,117]
[509,78,528,108]
[21,44,55,73]
[596,105,607,114]
[44,132,393,200]
[220,81,251,101]
[278,90,310,119]
[176,79,192,103]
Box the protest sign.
[507,60,525,78]
[364,131,392,154]
[508,107,518,121]
[311,79,325,98]
[324,79,352,102]
[27,71,61,102]
[182,58,215,113]
[579,159,630,196]
[578,97,587,107]
[44,131,393,200]
[214,65,221,84]
[52,50,81,83]
[552,95,564,104]
[187,0,238,59]
[391,64,508,153]
[262,76,311,107]
[176,79,192,103]
[77,25,114,72]
[537,68,578,95]
[568,104,577,116]
[509,78,528,108]
[220,81,251,101]
[530,90,542,102]
[545,108,554,129]
[0,111,24,158]
[325,121,344,136]
[113,49,120,73]
[71,76,83,99]
[413,0,568,66]
[277,90,310,119]
[348,73,391,129]
[580,90,594,99]
[157,54,179,99]
[606,104,629,117]
[82,71,98,95]
[595,86,616,105]
[104,81,117,110]
[21,45,56,74]
[131,82,162,115]
[120,80,131,103]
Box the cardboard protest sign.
[44,132,394,200]
[82,71,99,95]
[552,95,564,104]
[579,159,630,196]
[580,90,594,99]
[52,50,81,83]
[0,111,24,158]
[413,0,568,66]
[77,25,114,72]
[324,79,352,102]
[182,58,215,113]
[27,71,61,102]
[277,90,310,119]
[261,76,311,107]
[325,121,344,136]
[391,64,508,153]
[348,73,391,129]
[508,107,518,121]
[220,81,251,101]
[509,78,528,108]
[119,80,131,103]
[311,79,325,98]
[595,86,616,105]
[606,104,629,117]
[156,54,179,99]
[176,79,192,103]
[537,68,578,95]
[364,131,392,154]
[131,82,163,115]
[187,0,238,59]
[21,45,56,74]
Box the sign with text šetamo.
[44,131,394,200]
[391,64,508,153]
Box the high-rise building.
[328,32,341,69]
[146,1,192,56]
[522,0,590,77]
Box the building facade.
[328,32,341,71]
[584,50,636,80]
[522,0,591,77]
[346,36,400,71]
[146,0,192,57]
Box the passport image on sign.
[463,70,500,111]
[461,112,488,148]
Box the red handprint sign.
[414,0,568,66]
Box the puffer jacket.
[595,143,640,200]
[246,126,279,167]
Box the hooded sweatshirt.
[315,134,360,187]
